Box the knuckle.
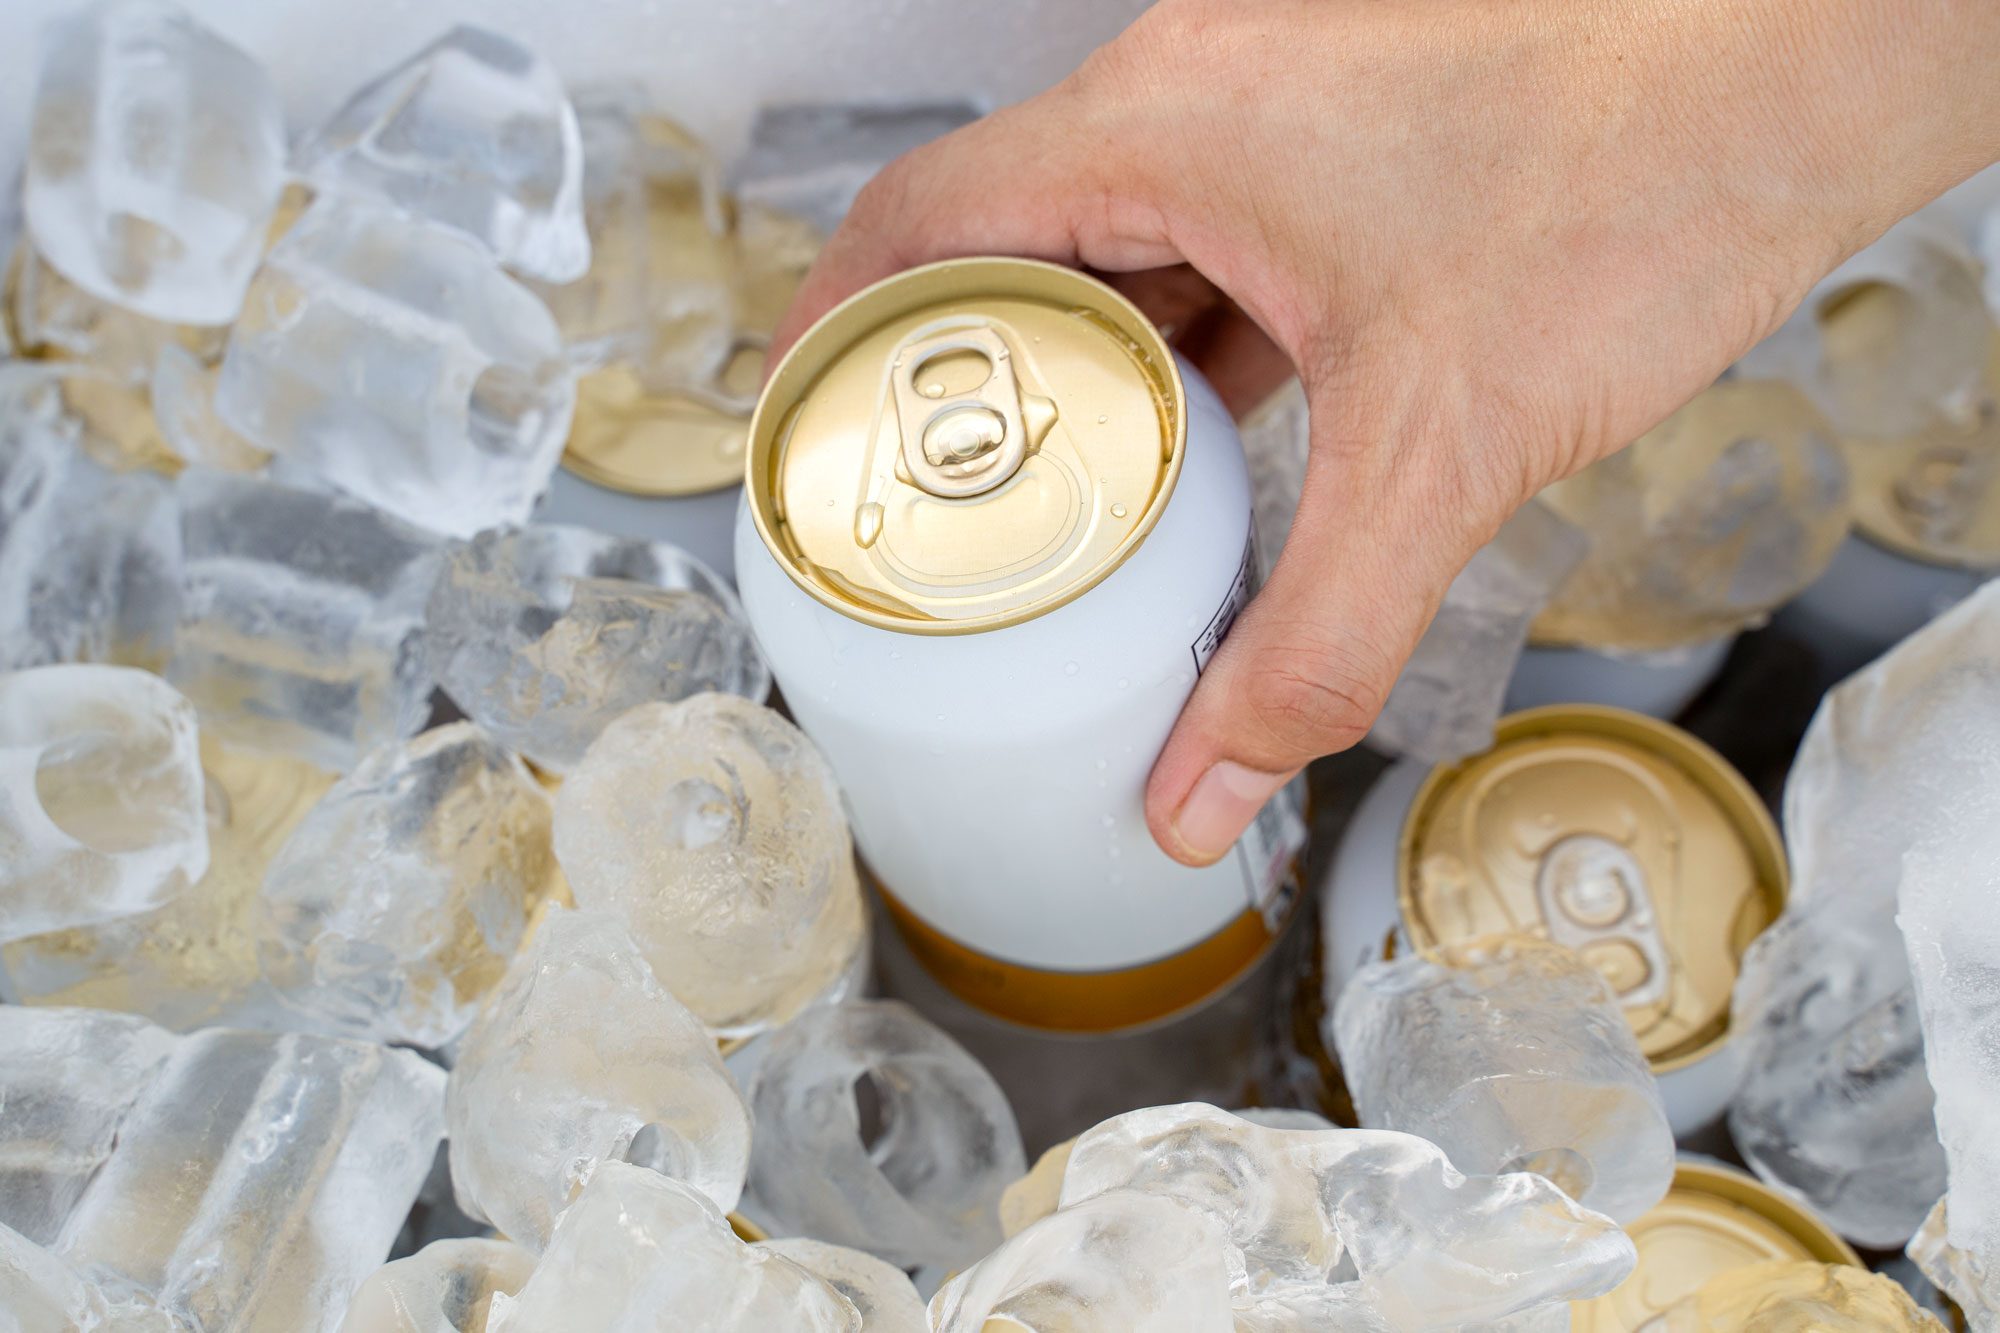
[1237,632,1386,758]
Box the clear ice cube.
[294,25,589,283]
[552,694,865,1037]
[8,235,227,386]
[0,665,208,941]
[1333,935,1675,1224]
[445,906,752,1252]
[742,999,1026,1272]
[425,525,768,773]
[1909,1198,1999,1330]
[1637,1261,1948,1332]
[24,0,287,325]
[215,198,576,540]
[169,469,445,771]
[1533,377,1850,651]
[0,1219,183,1333]
[1730,580,2000,1245]
[732,101,984,238]
[256,722,558,1049]
[484,1161,858,1333]
[338,1237,535,1333]
[150,343,268,473]
[1371,500,1587,762]
[755,1239,927,1333]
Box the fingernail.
[1172,762,1291,863]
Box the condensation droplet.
[1110,503,1128,519]
[1063,661,1079,676]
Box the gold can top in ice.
[736,258,1306,1032]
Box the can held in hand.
[736,257,1306,1033]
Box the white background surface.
[0,0,1153,186]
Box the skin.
[769,0,2000,867]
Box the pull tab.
[889,323,1056,499]
[1534,833,1672,1008]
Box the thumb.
[1145,379,1504,866]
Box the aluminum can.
[1505,636,1735,719]
[1320,704,1787,1135]
[736,257,1306,1033]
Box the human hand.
[769,0,2000,866]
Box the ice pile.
[0,1005,444,1331]
[338,1237,535,1333]
[425,525,767,771]
[732,101,985,238]
[255,723,557,1048]
[1731,580,2000,1245]
[553,694,866,1036]
[1638,1261,1947,1332]
[1533,377,1850,651]
[1333,934,1675,1224]
[1370,500,1587,761]
[742,999,1026,1272]
[0,665,207,941]
[24,0,287,325]
[933,1103,1635,1331]
[445,907,752,1252]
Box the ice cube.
[0,1219,183,1333]
[1333,935,1675,1224]
[256,722,558,1048]
[1371,501,1588,762]
[169,469,445,770]
[731,202,822,342]
[732,101,984,238]
[1,737,338,1033]
[338,1238,535,1333]
[552,694,865,1036]
[742,999,1025,1272]
[0,368,182,673]
[0,665,208,941]
[8,235,227,386]
[150,344,267,473]
[1240,378,1309,582]
[484,1161,858,1333]
[445,906,751,1252]
[930,1190,1237,1333]
[1059,1103,1634,1327]
[1533,377,1850,651]
[425,525,768,773]
[24,0,286,325]
[294,26,589,283]
[215,198,576,540]
[1730,580,2000,1244]
[1909,1198,1999,1330]
[755,1239,926,1333]
[1637,1261,1948,1331]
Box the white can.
[1504,635,1735,719]
[737,258,1306,1033]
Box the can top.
[1568,1160,1860,1330]
[746,257,1185,634]
[1397,705,1787,1072]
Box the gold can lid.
[1397,705,1787,1071]
[562,350,762,498]
[1570,1160,1861,1329]
[746,257,1185,634]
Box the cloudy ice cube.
[1637,1261,1948,1332]
[0,1007,177,1246]
[338,1238,535,1333]
[256,723,557,1048]
[215,198,576,540]
[0,665,207,941]
[0,1219,183,1333]
[1060,1103,1634,1327]
[170,469,444,770]
[742,999,1025,1272]
[1371,501,1587,762]
[9,235,227,386]
[0,368,181,673]
[1334,935,1674,1224]
[732,101,983,238]
[1909,1198,1999,1330]
[1534,377,1849,651]
[150,344,267,473]
[552,694,865,1036]
[295,26,588,283]
[24,0,286,325]
[930,1190,1236,1333]
[425,525,767,772]
[1240,378,1309,581]
[485,1161,858,1333]
[1730,580,2000,1244]
[756,1239,926,1333]
[446,907,751,1252]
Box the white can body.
[1776,533,1992,679]
[537,469,743,586]
[1505,635,1734,720]
[738,362,1300,995]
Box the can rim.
[1663,1160,1863,1268]
[743,256,1188,635]
[1848,513,2000,575]
[1394,703,1789,1075]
